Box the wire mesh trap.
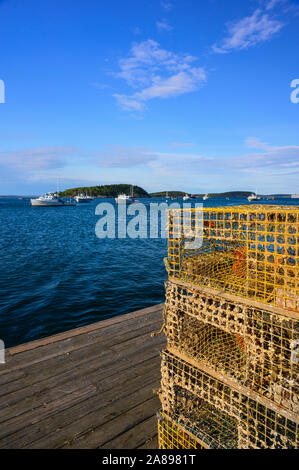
[167,205,299,311]
[164,280,299,413]
[158,412,206,449]
[162,386,238,449]
[239,398,299,449]
[165,301,246,383]
[160,350,298,448]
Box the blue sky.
[0,0,298,194]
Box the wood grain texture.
[0,304,165,449]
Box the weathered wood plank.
[137,435,158,449]
[60,395,160,450]
[100,415,159,449]
[8,304,163,355]
[0,319,162,397]
[0,335,163,422]
[0,307,163,376]
[1,360,160,448]
[0,305,164,449]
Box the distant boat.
[203,193,209,200]
[30,193,76,207]
[248,193,261,201]
[291,194,299,198]
[183,194,190,201]
[115,185,134,204]
[74,193,93,203]
[115,194,134,204]
[165,191,169,202]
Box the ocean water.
[0,196,297,348]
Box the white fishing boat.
[291,194,299,198]
[74,193,93,203]
[248,193,261,201]
[30,193,76,207]
[183,194,190,201]
[203,193,209,200]
[115,185,134,204]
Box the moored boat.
[30,193,76,206]
[248,193,261,201]
[74,193,93,203]
[115,185,135,204]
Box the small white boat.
[115,194,134,204]
[291,194,299,199]
[203,193,209,200]
[115,186,134,204]
[74,193,93,203]
[30,193,76,207]
[248,193,260,201]
[183,194,190,201]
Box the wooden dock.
[0,304,165,449]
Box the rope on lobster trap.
[151,303,167,337]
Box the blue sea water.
[0,196,297,348]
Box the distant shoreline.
[0,192,295,199]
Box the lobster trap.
[167,205,299,311]
[161,386,238,449]
[164,280,299,413]
[158,412,207,449]
[239,397,298,449]
[160,350,299,449]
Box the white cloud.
[265,0,285,11]
[229,144,299,172]
[213,8,284,53]
[95,141,299,179]
[156,19,173,32]
[245,136,269,149]
[113,94,145,111]
[90,145,213,172]
[91,145,158,168]
[0,146,75,171]
[114,40,206,111]
[161,1,173,11]
[2,140,297,194]
[135,68,206,101]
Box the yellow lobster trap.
[163,280,299,413]
[159,387,238,449]
[160,350,299,449]
[167,205,299,311]
[158,412,208,449]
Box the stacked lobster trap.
[157,205,299,449]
